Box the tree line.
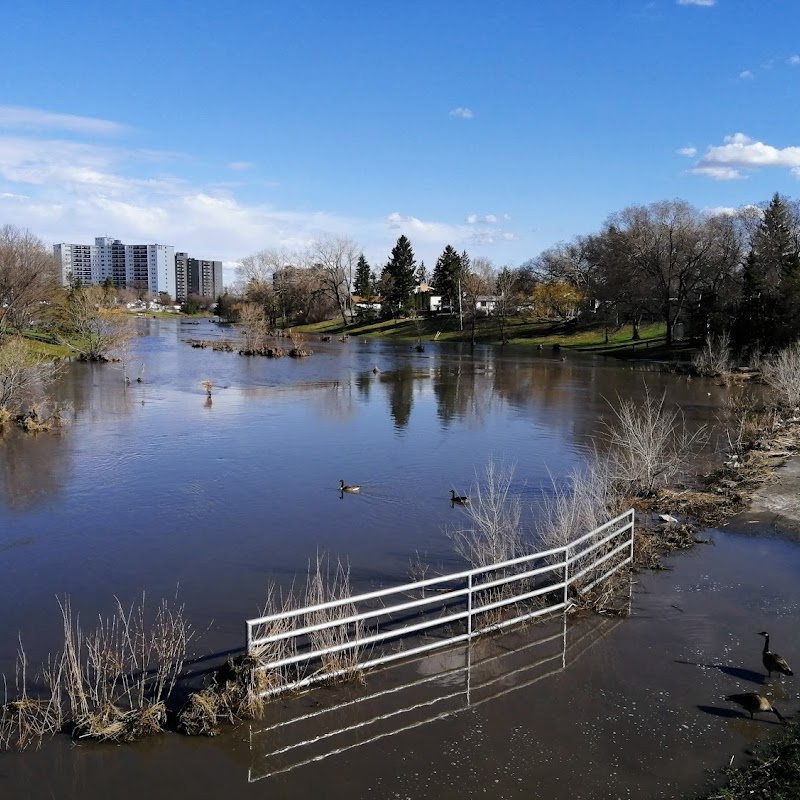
[232,193,800,353]
[531,193,800,351]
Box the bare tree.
[237,302,268,352]
[494,267,517,345]
[0,225,57,337]
[309,236,359,328]
[0,336,60,423]
[608,201,716,345]
[463,256,494,347]
[56,286,135,361]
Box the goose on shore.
[339,480,361,493]
[450,490,469,505]
[726,692,785,723]
[759,632,793,677]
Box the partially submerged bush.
[692,331,733,378]
[603,386,707,496]
[0,336,61,432]
[760,340,800,413]
[447,459,524,567]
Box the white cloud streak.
[789,55,800,65]
[228,161,255,171]
[0,125,521,278]
[449,107,474,119]
[677,146,697,157]
[738,70,754,80]
[0,105,126,135]
[676,0,716,6]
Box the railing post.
[467,573,473,639]
[246,621,252,656]
[563,544,571,611]
[629,510,635,563]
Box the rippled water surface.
[3,319,795,800]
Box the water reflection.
[0,429,73,511]
[249,612,625,782]
[381,367,416,430]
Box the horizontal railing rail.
[246,509,634,696]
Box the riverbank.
[295,315,682,359]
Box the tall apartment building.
[175,252,223,302]
[54,237,176,299]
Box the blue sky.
[1,0,799,285]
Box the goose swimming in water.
[339,480,361,493]
[450,490,469,505]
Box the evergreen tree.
[752,194,800,281]
[736,194,800,349]
[431,246,462,308]
[416,260,428,285]
[353,254,372,297]
[384,235,417,316]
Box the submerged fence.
[248,612,626,781]
[246,509,634,696]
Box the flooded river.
[1,319,798,798]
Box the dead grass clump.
[632,524,696,571]
[177,687,223,736]
[304,555,364,683]
[637,487,746,527]
[59,595,192,743]
[0,642,63,751]
[72,700,166,742]
[14,402,65,433]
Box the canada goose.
[726,692,785,723]
[759,632,793,677]
[339,480,361,493]
[450,490,469,505]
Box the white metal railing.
[246,509,634,696]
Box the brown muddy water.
[1,319,797,799]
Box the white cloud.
[689,132,800,180]
[465,213,501,224]
[386,212,463,242]
[677,146,697,157]
[449,107,474,119]
[690,165,745,180]
[676,0,715,5]
[0,105,126,135]
[789,55,800,65]
[385,212,520,251]
[227,161,254,171]
[705,204,762,217]
[0,110,523,283]
[738,70,754,80]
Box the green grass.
[293,315,678,358]
[20,330,72,360]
